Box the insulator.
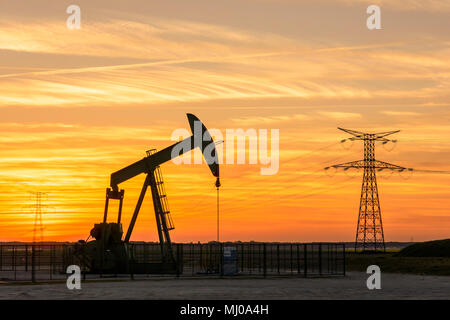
[215,177,221,188]
[325,166,337,177]
[382,140,397,152]
[399,168,413,180]
[340,139,354,150]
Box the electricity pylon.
[326,128,410,252]
[31,192,47,243]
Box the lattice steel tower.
[326,128,409,252]
[31,192,47,243]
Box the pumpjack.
[76,114,220,273]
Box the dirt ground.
[0,272,448,300]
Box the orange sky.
[0,0,449,243]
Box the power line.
[189,175,358,218]
[412,169,450,174]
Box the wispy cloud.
[0,18,294,59]
[318,111,362,119]
[1,45,449,107]
[0,1,449,242]
[231,114,309,125]
[1,13,448,108]
[382,111,422,116]
[334,0,450,12]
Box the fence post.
[248,244,252,275]
[49,245,53,280]
[176,243,183,278]
[327,244,330,274]
[343,243,346,276]
[31,245,36,283]
[259,244,262,273]
[263,243,267,278]
[220,243,224,278]
[62,244,66,273]
[190,243,194,276]
[319,243,322,276]
[37,245,40,271]
[290,244,293,273]
[78,244,86,281]
[199,243,203,272]
[277,244,280,274]
[304,244,307,278]
[25,245,28,272]
[13,246,16,281]
[129,244,134,280]
[240,244,244,272]
[209,244,212,274]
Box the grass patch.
[346,253,450,276]
[395,239,450,258]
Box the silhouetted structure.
[79,113,221,274]
[326,128,410,252]
[31,192,46,243]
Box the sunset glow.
[0,0,449,243]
